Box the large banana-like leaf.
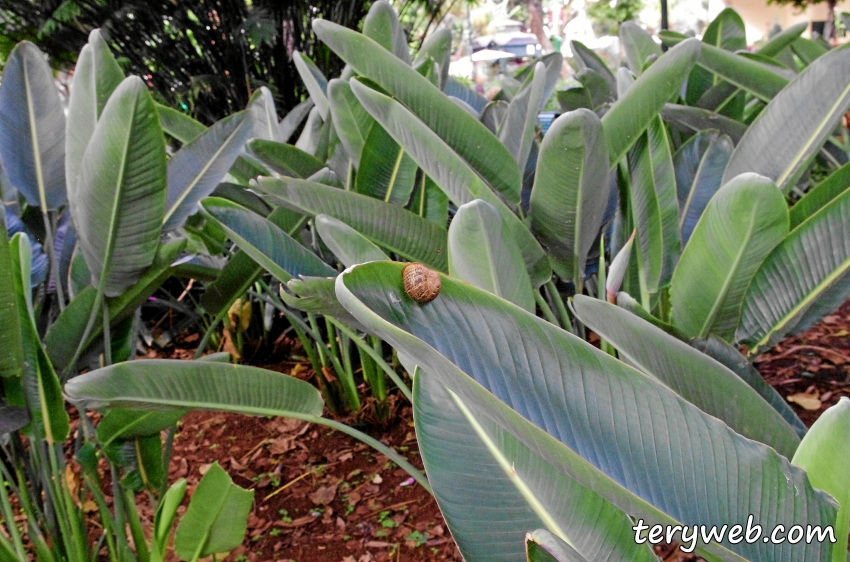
[258,177,448,271]
[416,28,452,90]
[335,262,838,562]
[414,372,657,562]
[362,0,411,64]
[628,117,680,291]
[722,44,850,192]
[527,530,590,562]
[0,41,66,209]
[737,187,850,355]
[65,359,323,416]
[789,160,850,229]
[619,22,662,74]
[528,109,609,285]
[500,63,546,171]
[247,139,325,179]
[156,104,206,143]
[312,20,521,205]
[200,197,335,284]
[327,79,375,165]
[163,110,254,231]
[670,173,788,341]
[66,29,124,198]
[279,98,314,143]
[314,214,389,268]
[790,37,828,67]
[685,9,745,106]
[350,81,550,286]
[73,76,167,297]
[0,214,24,380]
[354,123,417,206]
[248,87,283,143]
[601,38,700,166]
[410,174,449,226]
[572,296,800,458]
[674,131,733,245]
[292,52,329,119]
[660,104,746,143]
[448,200,534,313]
[571,41,617,99]
[756,22,807,57]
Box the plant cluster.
[1,2,849,561]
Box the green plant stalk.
[157,425,177,503]
[284,309,342,414]
[534,290,560,326]
[371,336,387,402]
[596,238,616,356]
[102,301,112,367]
[328,317,360,410]
[0,475,26,559]
[123,487,150,562]
[50,444,88,562]
[657,287,672,323]
[307,313,328,367]
[193,310,226,359]
[329,319,411,402]
[545,279,573,332]
[110,465,132,559]
[82,472,118,562]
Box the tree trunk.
[528,0,555,53]
[827,0,837,42]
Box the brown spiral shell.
[402,263,441,303]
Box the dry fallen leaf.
[309,484,338,505]
[787,391,822,410]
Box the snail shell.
[402,263,441,303]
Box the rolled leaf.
[671,173,788,340]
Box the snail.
[402,262,441,303]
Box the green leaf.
[0,212,24,379]
[313,19,521,204]
[0,41,66,209]
[96,409,187,448]
[673,130,733,245]
[279,99,314,143]
[258,176,449,272]
[671,173,789,340]
[619,22,662,74]
[500,63,546,172]
[247,139,325,179]
[570,41,617,99]
[248,86,283,143]
[293,51,329,119]
[448,200,534,312]
[660,103,746,143]
[696,43,788,101]
[790,38,829,66]
[789,160,850,229]
[354,123,417,206]
[572,296,800,458]
[174,462,253,560]
[529,109,610,285]
[416,28,452,89]
[163,110,254,231]
[738,187,850,354]
[704,8,747,51]
[65,359,324,416]
[327,79,375,165]
[314,214,389,268]
[792,398,850,562]
[279,276,367,331]
[336,261,838,562]
[723,44,850,192]
[757,21,808,57]
[409,174,449,226]
[362,0,411,64]
[526,529,589,562]
[72,76,167,297]
[349,80,549,285]
[601,38,700,166]
[153,479,187,560]
[575,69,612,110]
[200,197,335,284]
[156,104,205,144]
[628,117,680,291]
[66,29,124,198]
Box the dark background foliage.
[0,0,453,124]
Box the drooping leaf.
[200,197,336,284]
[66,29,124,198]
[258,176,448,271]
[738,187,850,354]
[572,296,800,458]
[0,41,66,209]
[313,19,522,204]
[601,38,700,166]
[660,103,746,143]
[96,409,187,447]
[362,0,411,64]
[336,262,838,562]
[73,76,167,297]
[529,109,609,285]
[163,110,254,231]
[314,214,389,268]
[292,52,329,119]
[722,44,850,192]
[448,200,534,312]
[671,173,789,340]
[674,130,733,245]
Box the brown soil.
[125,300,850,562]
